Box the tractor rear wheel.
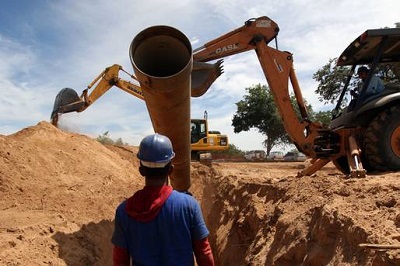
[332,156,350,175]
[363,105,400,171]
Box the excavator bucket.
[191,60,224,97]
[50,88,85,126]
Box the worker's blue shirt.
[112,190,209,265]
[365,75,385,97]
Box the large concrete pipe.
[130,26,192,191]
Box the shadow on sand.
[52,219,114,266]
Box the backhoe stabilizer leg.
[347,135,366,178]
[298,158,330,177]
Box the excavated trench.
[47,159,397,265]
[2,123,399,266]
[192,163,400,266]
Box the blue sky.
[1,0,399,151]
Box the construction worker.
[111,133,215,265]
[355,66,385,99]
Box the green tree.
[232,84,328,154]
[115,137,124,145]
[96,131,127,145]
[313,110,332,127]
[224,144,244,156]
[212,143,244,157]
[313,58,351,105]
[288,95,332,127]
[97,131,114,145]
[232,84,292,154]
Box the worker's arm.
[113,245,130,266]
[193,237,215,266]
[112,208,131,266]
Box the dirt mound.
[0,122,141,265]
[1,121,400,265]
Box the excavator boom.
[51,64,144,126]
[193,17,324,157]
[193,17,279,61]
[191,16,365,177]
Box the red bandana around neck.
[125,185,173,222]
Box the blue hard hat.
[137,133,175,168]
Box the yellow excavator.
[190,110,228,160]
[51,16,400,192]
[50,64,229,160]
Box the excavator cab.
[329,27,400,173]
[190,111,229,160]
[190,120,206,144]
[332,27,400,124]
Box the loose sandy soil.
[1,121,400,265]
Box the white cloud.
[1,0,400,151]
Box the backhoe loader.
[189,16,400,178]
[52,16,400,191]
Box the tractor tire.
[332,156,350,175]
[363,105,400,171]
[191,151,200,161]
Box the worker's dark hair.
[357,66,369,74]
[139,161,172,178]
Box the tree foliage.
[231,84,332,153]
[212,143,244,156]
[96,131,127,145]
[224,143,244,156]
[312,110,332,127]
[313,58,351,105]
[232,84,311,154]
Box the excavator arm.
[193,17,279,61]
[193,17,323,158]
[192,16,363,177]
[50,64,144,126]
[85,64,144,103]
[51,61,224,126]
